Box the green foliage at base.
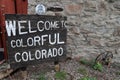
[78,67,88,76]
[38,73,46,80]
[80,58,89,65]
[79,58,95,67]
[79,76,97,80]
[116,71,120,75]
[93,62,103,72]
[55,71,66,80]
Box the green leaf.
[93,62,103,72]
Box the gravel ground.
[3,58,120,80]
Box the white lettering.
[15,52,21,62]
[28,20,37,33]
[49,33,56,45]
[14,47,64,62]
[41,35,48,45]
[5,20,16,36]
[58,47,63,56]
[35,50,41,59]
[34,36,41,46]
[11,40,16,48]
[57,33,65,44]
[16,39,21,47]
[53,48,57,57]
[48,49,53,58]
[27,37,34,46]
[29,51,35,60]
[42,49,47,59]
[50,21,59,29]
[44,21,51,30]
[22,52,28,62]
[18,21,28,35]
[37,21,44,32]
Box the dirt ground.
[2,58,120,80]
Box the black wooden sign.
[5,14,67,69]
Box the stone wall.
[28,0,120,63]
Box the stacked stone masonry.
[28,0,120,63]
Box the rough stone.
[28,0,37,5]
[72,27,80,35]
[89,39,101,46]
[45,11,55,16]
[113,2,120,10]
[71,0,84,3]
[65,3,82,14]
[66,20,79,26]
[84,1,97,12]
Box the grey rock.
[113,2,120,10]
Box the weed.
[93,62,103,72]
[78,67,88,76]
[116,71,120,75]
[55,71,66,80]
[38,73,46,80]
[80,58,89,65]
[79,58,95,66]
[79,76,97,80]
